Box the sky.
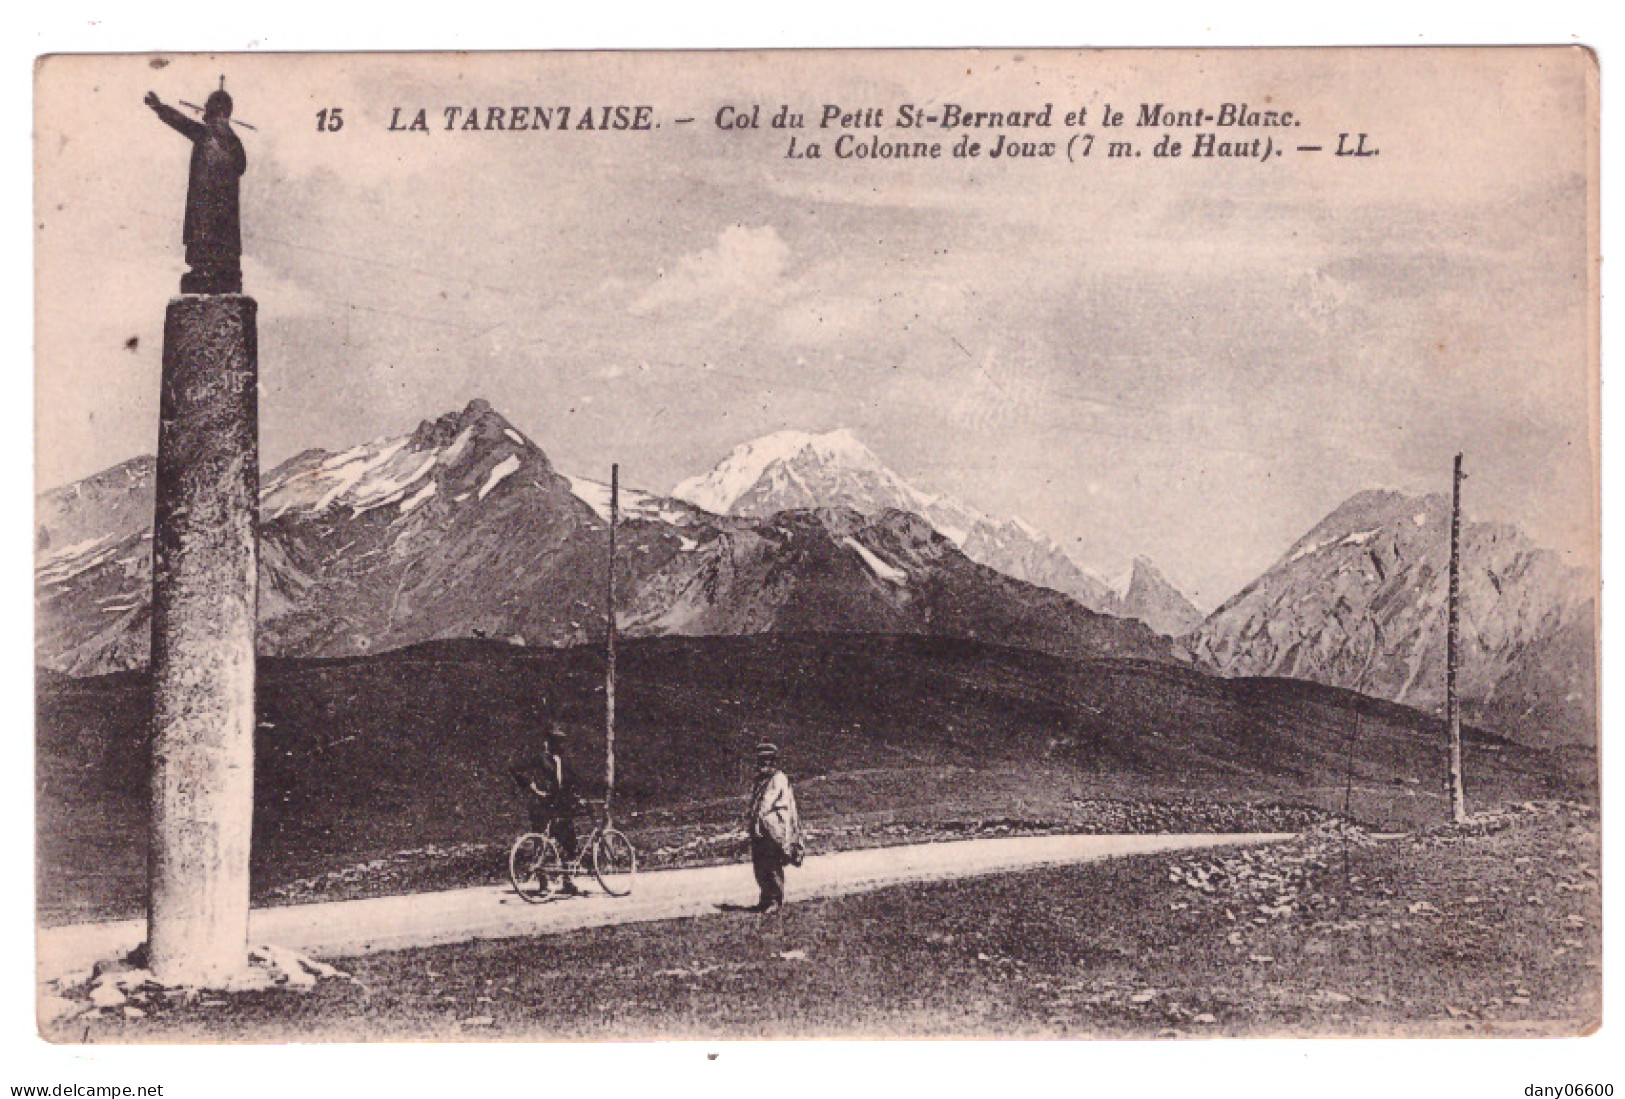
[33,48,1597,607]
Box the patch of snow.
[566,474,679,523]
[843,536,907,584]
[388,453,440,494]
[311,439,409,512]
[36,534,124,585]
[479,454,522,500]
[566,475,613,521]
[319,444,372,472]
[676,535,699,552]
[269,438,455,519]
[398,480,437,514]
[349,453,439,517]
[1340,527,1381,547]
[1287,538,1327,565]
[439,424,478,467]
[504,429,526,446]
[36,533,111,568]
[1413,513,1428,527]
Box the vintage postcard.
[33,47,1599,1042]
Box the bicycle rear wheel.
[509,832,562,903]
[591,828,637,897]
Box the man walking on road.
[743,740,803,914]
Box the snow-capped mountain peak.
[671,428,903,516]
[259,399,549,523]
[670,427,1201,633]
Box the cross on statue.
[145,78,250,294]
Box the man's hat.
[755,740,779,759]
[547,722,567,739]
[204,89,233,117]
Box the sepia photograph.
[28,45,1600,1049]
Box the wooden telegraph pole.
[604,464,618,825]
[1445,453,1469,823]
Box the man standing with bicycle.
[743,740,804,914]
[512,721,587,896]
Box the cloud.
[630,225,792,320]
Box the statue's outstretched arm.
[145,92,203,139]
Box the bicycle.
[508,803,638,902]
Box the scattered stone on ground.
[265,841,493,904]
[43,799,1600,1040]
[1167,819,1373,919]
[87,981,127,1009]
[1412,800,1590,848]
[46,943,352,1025]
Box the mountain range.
[671,428,1204,635]
[34,401,1596,751]
[34,400,1170,677]
[1183,489,1596,748]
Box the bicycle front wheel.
[509,832,561,903]
[591,828,637,897]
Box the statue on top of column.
[146,82,247,294]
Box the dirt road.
[38,832,1292,983]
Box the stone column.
[147,294,258,987]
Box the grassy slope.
[54,803,1599,1041]
[37,633,1575,924]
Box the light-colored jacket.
[746,769,803,854]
